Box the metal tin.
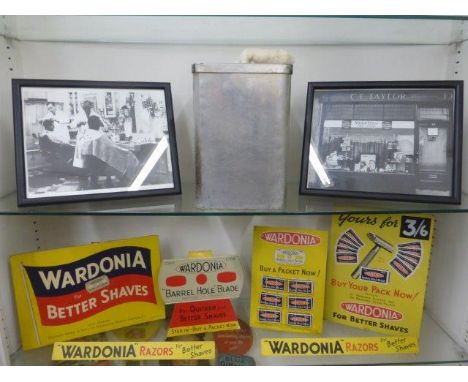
[213,319,253,355]
[193,63,292,74]
[193,63,292,210]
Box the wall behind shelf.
[0,216,42,360]
[12,41,450,188]
[426,213,468,354]
[427,44,468,348]
[0,36,21,198]
[453,40,468,195]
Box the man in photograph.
[71,100,100,132]
[72,100,103,168]
[367,160,377,172]
[73,104,139,190]
[120,105,134,137]
[40,102,71,144]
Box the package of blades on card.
[325,214,435,338]
[249,226,328,334]
[10,235,165,350]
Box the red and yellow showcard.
[167,299,239,337]
[10,236,165,350]
[165,250,241,337]
[325,214,435,338]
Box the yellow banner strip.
[52,341,215,361]
[261,337,419,356]
[167,320,240,337]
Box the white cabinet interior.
[0,16,467,365]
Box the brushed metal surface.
[194,65,292,209]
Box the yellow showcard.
[261,336,418,356]
[52,341,215,361]
[325,214,434,338]
[250,226,328,334]
[10,236,165,350]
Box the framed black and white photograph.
[13,79,181,206]
[300,81,463,204]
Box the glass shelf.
[2,16,467,46]
[9,308,467,366]
[1,183,468,216]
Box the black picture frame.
[13,79,181,206]
[299,81,463,204]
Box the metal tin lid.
[192,63,293,74]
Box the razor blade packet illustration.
[326,214,435,339]
[10,236,166,350]
[250,226,328,334]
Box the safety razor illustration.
[351,233,394,279]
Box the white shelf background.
[0,16,468,365]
